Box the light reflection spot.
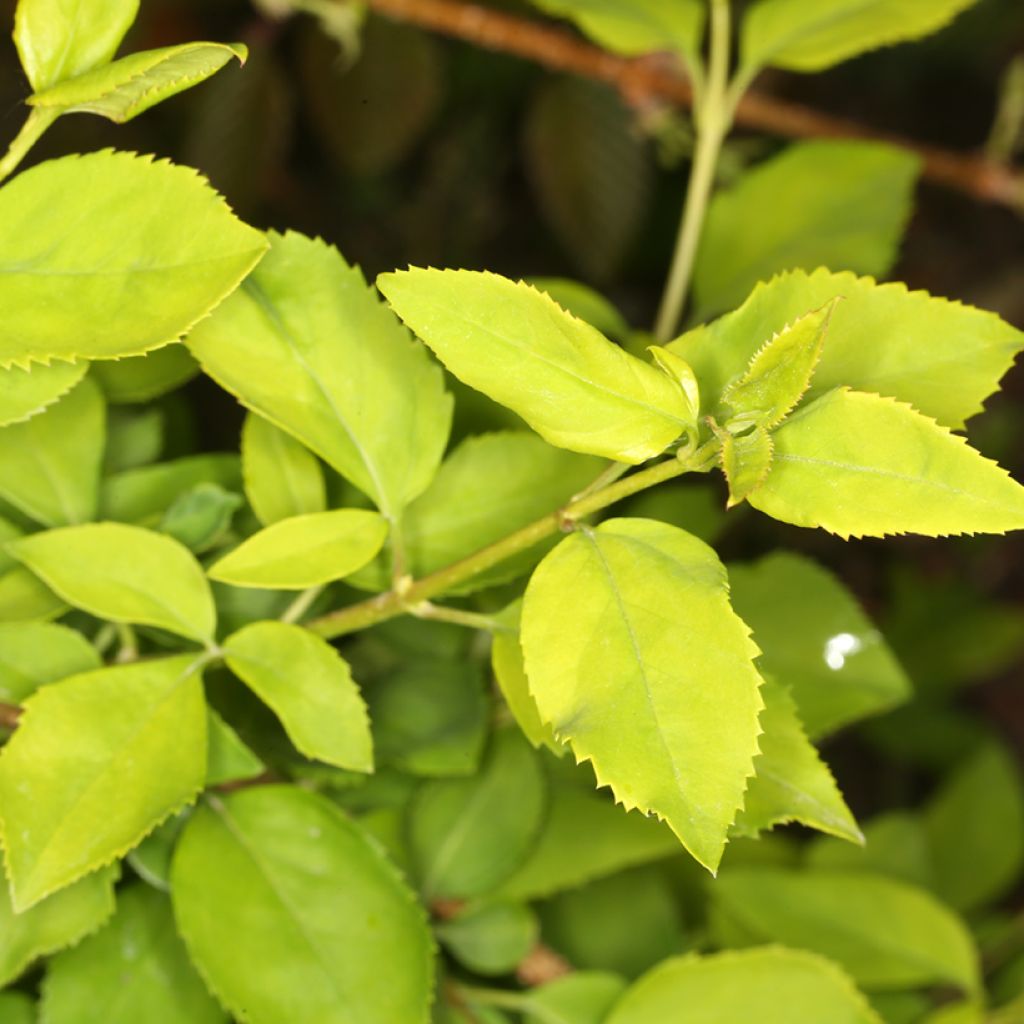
[824,632,863,671]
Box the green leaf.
[0,864,116,987]
[530,278,631,343]
[694,142,920,318]
[492,610,562,754]
[670,269,1023,431]
[126,813,188,892]
[41,884,226,1024]
[0,992,35,1024]
[495,781,679,903]
[733,678,861,843]
[0,151,268,368]
[378,270,690,463]
[0,377,104,527]
[171,786,434,1024]
[528,0,704,66]
[241,412,325,527]
[924,742,1024,912]
[92,346,199,404]
[14,0,139,90]
[741,0,981,73]
[205,709,264,787]
[366,659,488,777]
[728,552,910,737]
[720,302,836,430]
[29,42,247,124]
[0,566,67,623]
[0,361,86,427]
[353,432,603,594]
[748,388,1024,538]
[159,484,242,553]
[186,231,451,520]
[101,455,241,525]
[540,865,684,979]
[436,902,538,976]
[224,621,372,773]
[0,621,100,703]
[104,407,164,474]
[709,868,979,992]
[522,972,628,1024]
[0,655,206,910]
[521,518,764,872]
[606,947,883,1024]
[716,425,774,508]
[407,728,547,900]
[208,509,387,590]
[8,523,217,644]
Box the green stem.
[0,107,59,185]
[653,0,733,342]
[307,455,694,640]
[114,623,139,664]
[410,602,509,633]
[280,585,325,625]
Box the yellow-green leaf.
[208,509,388,590]
[0,655,206,910]
[0,621,99,703]
[0,151,268,368]
[749,388,1024,538]
[224,621,373,773]
[717,425,774,508]
[378,270,690,463]
[29,42,247,123]
[0,361,86,427]
[521,518,764,872]
[8,523,217,644]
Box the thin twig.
[363,0,1023,211]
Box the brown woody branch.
[365,0,1024,212]
[0,703,21,730]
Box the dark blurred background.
[2,0,1024,805]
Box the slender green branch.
[307,455,696,640]
[410,601,509,633]
[114,623,139,664]
[653,0,733,342]
[0,107,59,185]
[280,585,325,625]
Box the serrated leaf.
[728,552,910,737]
[407,729,547,901]
[531,278,631,343]
[92,346,199,404]
[717,425,774,508]
[521,518,764,872]
[0,655,206,910]
[205,709,264,787]
[741,0,981,73]
[495,781,679,903]
[528,0,704,66]
[733,678,861,843]
[0,151,268,368]
[41,884,225,1024]
[606,947,883,1024]
[171,786,434,1024]
[224,621,372,773]
[379,271,689,463]
[101,455,241,525]
[924,742,1024,912]
[0,361,86,427]
[720,302,836,429]
[523,972,628,1024]
[9,523,215,643]
[437,902,538,977]
[241,412,325,527]
[0,864,116,987]
[694,141,920,318]
[492,610,562,754]
[29,42,247,124]
[0,376,104,527]
[187,231,451,520]
[670,269,1022,431]
[709,868,979,993]
[14,0,139,90]
[0,622,99,703]
[748,388,1024,538]
[352,432,603,594]
[208,509,387,590]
